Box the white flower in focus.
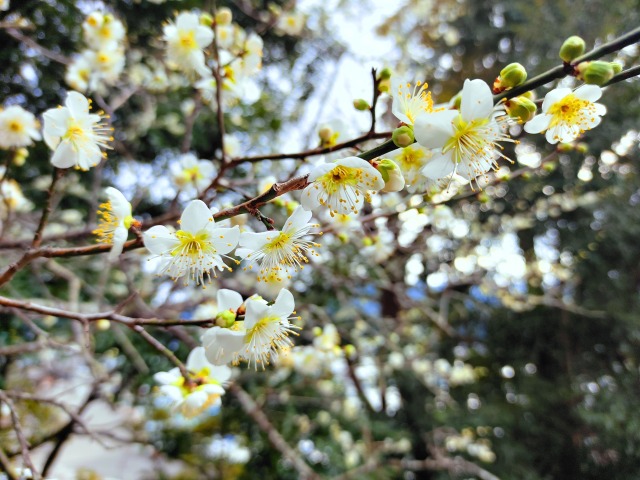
[163,11,214,78]
[154,347,231,418]
[523,84,606,144]
[203,289,300,369]
[414,79,513,185]
[276,12,305,36]
[301,157,385,216]
[93,187,134,261]
[202,289,246,365]
[82,12,126,49]
[0,106,41,149]
[143,200,240,285]
[42,91,113,170]
[170,152,216,194]
[391,78,434,125]
[238,205,320,281]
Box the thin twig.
[0,390,41,480]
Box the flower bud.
[376,159,405,192]
[559,36,586,63]
[215,7,233,25]
[392,125,414,148]
[504,96,537,123]
[362,237,374,247]
[13,147,28,166]
[215,309,236,328]
[496,63,527,91]
[610,62,623,75]
[200,12,214,26]
[96,319,111,331]
[344,344,357,359]
[378,78,390,93]
[577,60,614,85]
[318,126,333,143]
[352,98,370,111]
[378,67,392,80]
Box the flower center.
[172,230,214,257]
[317,166,361,194]
[264,232,291,251]
[397,81,433,124]
[93,201,118,243]
[399,146,424,167]
[442,115,490,164]
[548,94,590,128]
[64,121,85,142]
[8,120,23,133]
[179,31,197,50]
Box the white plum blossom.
[154,347,231,418]
[389,145,438,193]
[0,106,41,149]
[276,12,305,36]
[414,79,513,185]
[143,200,240,285]
[42,91,113,170]
[163,11,214,78]
[301,157,385,216]
[523,84,606,144]
[203,289,300,369]
[391,78,434,125]
[82,12,126,49]
[238,205,320,282]
[170,152,216,194]
[93,187,134,261]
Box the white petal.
[523,114,552,134]
[207,364,232,383]
[217,289,244,311]
[186,346,211,372]
[574,84,602,102]
[207,225,240,254]
[240,230,274,251]
[283,205,312,233]
[308,162,338,182]
[300,184,321,211]
[594,103,607,116]
[108,227,128,261]
[65,91,90,118]
[196,27,214,47]
[43,108,70,139]
[244,298,270,329]
[51,142,78,169]
[143,225,178,254]
[180,200,213,233]
[105,187,131,218]
[270,288,295,319]
[154,370,180,385]
[414,110,457,149]
[202,326,246,365]
[421,152,455,180]
[460,79,493,121]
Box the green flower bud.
[505,96,537,123]
[499,62,528,89]
[376,159,405,192]
[353,98,370,111]
[378,67,392,80]
[392,125,414,148]
[378,78,390,93]
[557,143,574,152]
[576,142,589,154]
[344,344,357,359]
[200,13,214,26]
[610,62,623,75]
[362,237,374,247]
[337,232,349,243]
[559,36,586,63]
[215,309,236,328]
[578,60,614,85]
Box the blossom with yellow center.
[414,79,514,185]
[391,78,434,125]
[0,105,41,149]
[163,11,214,78]
[170,152,216,194]
[238,206,321,281]
[203,289,300,369]
[143,200,239,285]
[524,84,606,144]
[301,156,385,216]
[154,347,231,418]
[93,187,135,261]
[42,91,113,171]
[276,12,305,36]
[82,12,125,49]
[389,145,435,193]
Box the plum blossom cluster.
[66,11,127,93]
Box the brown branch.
[229,383,320,480]
[6,28,71,65]
[131,325,191,380]
[0,390,41,480]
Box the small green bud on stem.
[559,35,586,63]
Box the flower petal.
[283,205,312,233]
[180,200,213,233]
[244,298,270,329]
[143,225,178,254]
[541,88,571,112]
[460,79,493,122]
[65,91,90,118]
[50,142,78,169]
[414,110,457,149]
[523,114,552,134]
[217,289,244,311]
[202,326,246,365]
[270,288,295,319]
[421,152,455,180]
[574,84,602,102]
